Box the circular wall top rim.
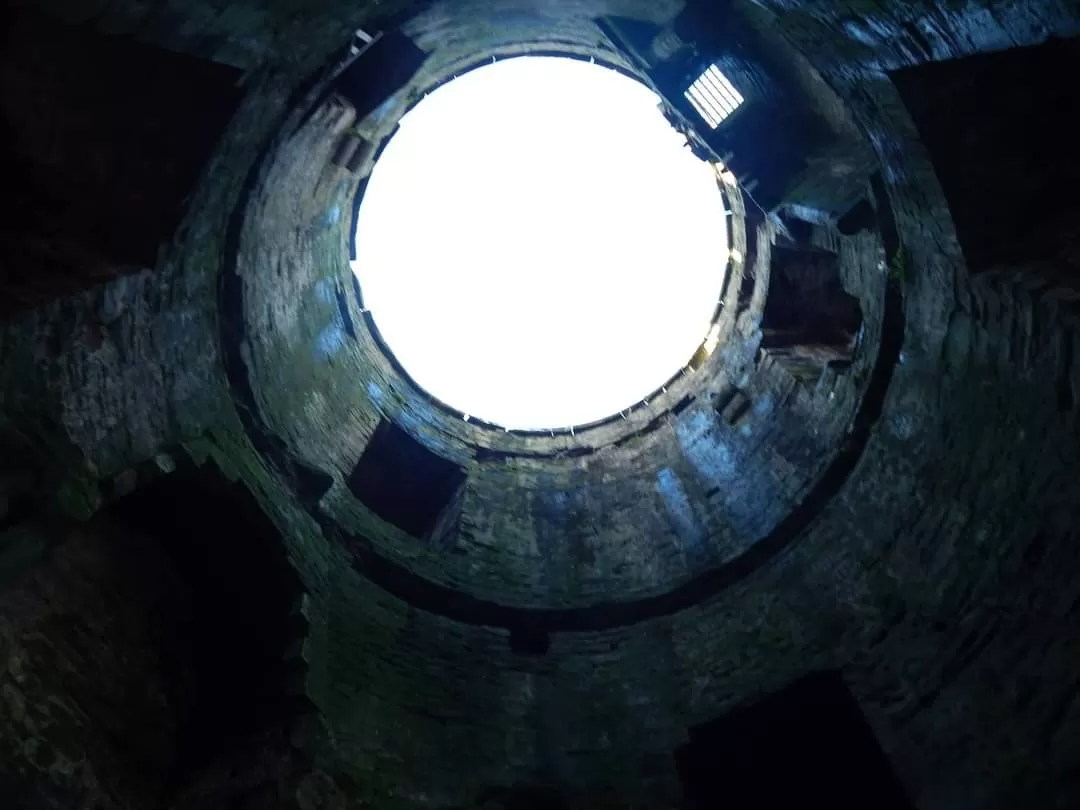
[342,48,749,447]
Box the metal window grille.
[685,65,744,129]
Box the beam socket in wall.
[509,625,551,656]
[332,133,363,168]
[718,389,752,426]
[345,137,374,174]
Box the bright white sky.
[351,56,728,429]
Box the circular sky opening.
[352,56,729,430]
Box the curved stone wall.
[2,2,1079,810]
[225,1,885,615]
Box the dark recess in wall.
[107,462,301,786]
[675,671,913,809]
[670,395,695,417]
[292,458,336,508]
[836,197,876,236]
[761,245,862,376]
[0,493,33,534]
[891,36,1080,275]
[472,784,569,810]
[509,622,551,656]
[778,214,816,246]
[716,387,751,426]
[335,30,428,123]
[348,419,468,539]
[1059,332,1076,412]
[0,12,243,318]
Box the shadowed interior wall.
[0,518,181,809]
[891,36,1080,282]
[0,463,311,810]
[0,2,1079,810]
[0,12,243,319]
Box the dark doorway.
[675,671,913,809]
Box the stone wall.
[0,11,244,319]
[0,460,325,810]
[1,2,1080,810]
[0,518,181,809]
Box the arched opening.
[106,462,307,799]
